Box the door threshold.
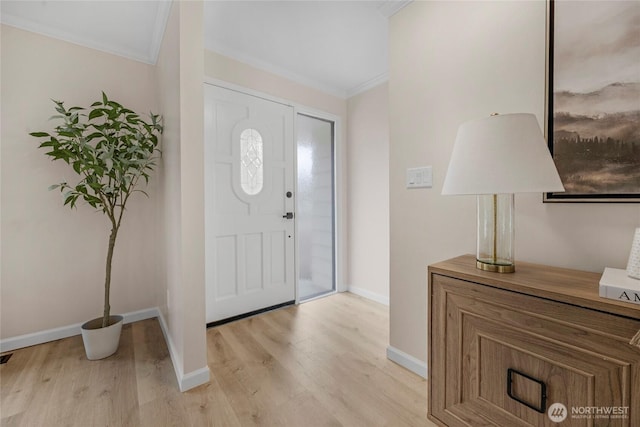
[299,289,337,304]
[206,300,295,328]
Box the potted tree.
[30,92,163,360]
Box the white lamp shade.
[627,228,640,279]
[442,113,565,195]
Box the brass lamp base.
[476,260,515,273]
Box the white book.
[599,267,640,305]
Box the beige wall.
[177,1,207,376]
[155,0,183,363]
[155,1,208,384]
[389,1,640,364]
[347,83,389,302]
[204,49,350,290]
[205,50,347,119]
[0,24,161,339]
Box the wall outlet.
[406,166,433,189]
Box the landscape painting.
[545,0,640,202]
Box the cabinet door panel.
[429,274,640,427]
[464,312,629,426]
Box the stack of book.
[599,268,640,306]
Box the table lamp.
[442,113,565,272]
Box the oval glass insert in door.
[240,128,264,195]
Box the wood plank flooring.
[1,293,434,427]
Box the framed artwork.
[544,0,640,203]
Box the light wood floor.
[1,293,434,427]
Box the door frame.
[203,78,346,305]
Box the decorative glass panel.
[297,114,335,301]
[240,128,264,195]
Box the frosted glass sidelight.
[297,114,335,301]
[240,128,263,195]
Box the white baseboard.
[347,286,389,306]
[0,307,210,392]
[156,309,210,392]
[0,307,159,353]
[386,346,427,379]
[124,307,161,324]
[181,366,211,391]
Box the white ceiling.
[204,1,395,97]
[1,0,408,98]
[0,1,172,64]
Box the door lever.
[282,212,294,219]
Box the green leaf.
[30,132,50,137]
[48,184,60,191]
[63,192,74,206]
[107,100,122,109]
[88,109,104,120]
[85,195,102,207]
[86,132,103,140]
[102,92,108,105]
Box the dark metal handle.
[282,212,294,219]
[507,368,547,413]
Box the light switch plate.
[407,166,433,189]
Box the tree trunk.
[103,226,119,328]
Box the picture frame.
[544,0,640,203]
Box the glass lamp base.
[476,194,515,274]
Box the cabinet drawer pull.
[507,368,547,413]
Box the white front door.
[204,84,295,323]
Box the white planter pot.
[80,315,123,360]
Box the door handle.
[507,368,547,413]
[282,212,294,219]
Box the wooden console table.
[428,255,640,427]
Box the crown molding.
[206,44,349,99]
[0,1,172,65]
[346,72,389,98]
[377,0,413,18]
[148,0,173,64]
